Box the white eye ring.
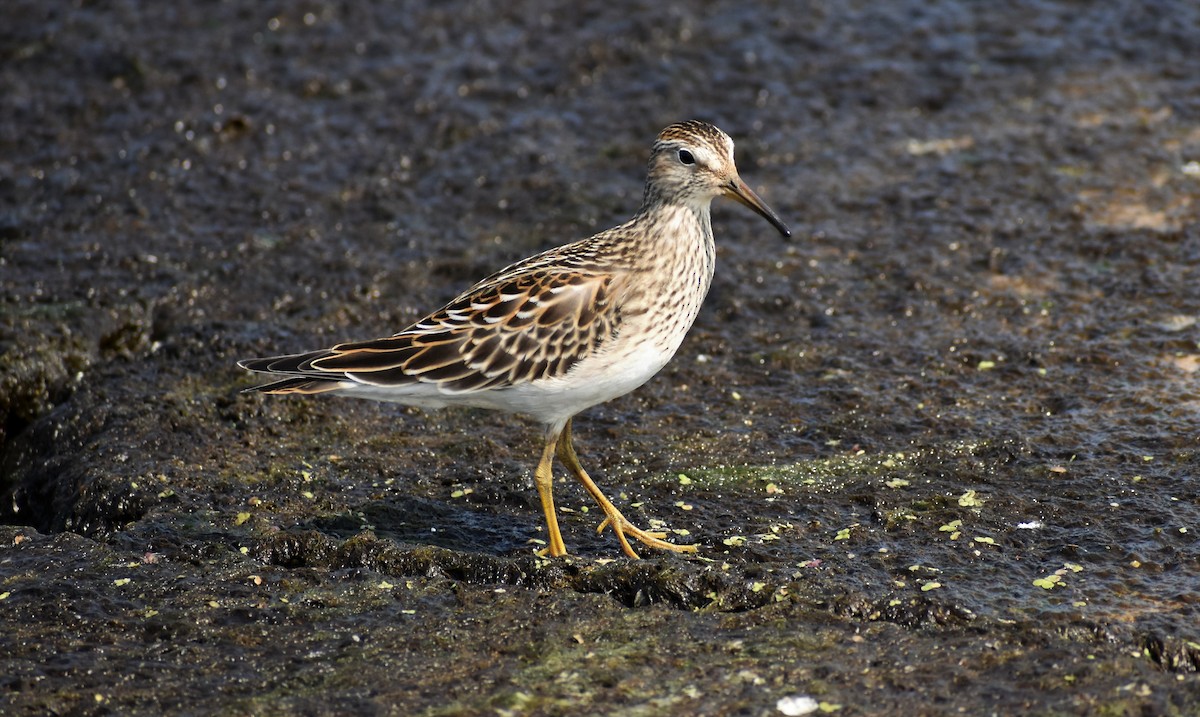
[677,149,695,165]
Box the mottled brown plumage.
[239,121,789,558]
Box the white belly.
[493,329,682,424]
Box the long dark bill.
[725,177,791,238]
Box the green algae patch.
[651,440,1008,493]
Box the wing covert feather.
[304,267,626,392]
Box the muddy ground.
[2,1,1199,715]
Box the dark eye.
[677,149,695,165]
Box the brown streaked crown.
[654,120,730,148]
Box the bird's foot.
[595,512,698,559]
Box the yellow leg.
[555,419,697,559]
[534,433,568,557]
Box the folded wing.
[240,266,625,395]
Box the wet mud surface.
[2,1,1199,714]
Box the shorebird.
[239,120,790,558]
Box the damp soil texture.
[3,1,1200,715]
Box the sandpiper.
[239,120,790,558]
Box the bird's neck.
[631,198,717,288]
[635,192,713,237]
